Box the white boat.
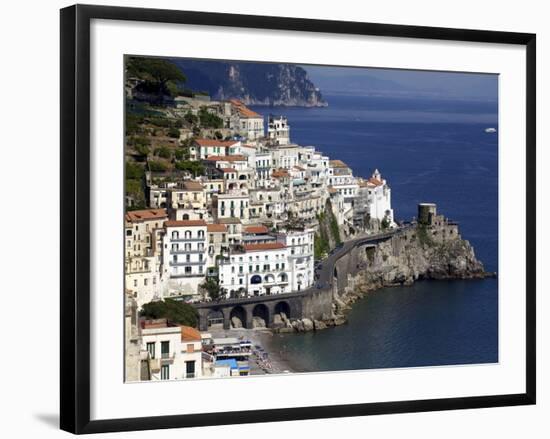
[485,127,497,133]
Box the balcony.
[170,260,206,267]
[170,272,205,279]
[170,237,205,243]
[160,352,176,363]
[170,249,205,254]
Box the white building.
[267,115,290,145]
[189,139,241,161]
[162,220,208,297]
[270,144,300,169]
[125,209,167,308]
[141,320,203,380]
[277,229,315,292]
[328,160,359,203]
[365,169,394,225]
[212,193,250,222]
[218,242,291,298]
[253,151,273,184]
[229,99,264,140]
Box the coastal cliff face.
[170,59,327,107]
[332,223,489,318]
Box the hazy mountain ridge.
[170,59,327,107]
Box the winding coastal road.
[312,227,405,292]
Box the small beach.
[207,326,301,376]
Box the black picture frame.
[60,4,536,434]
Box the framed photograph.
[60,4,536,434]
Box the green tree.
[167,127,180,138]
[198,107,223,128]
[184,112,198,125]
[154,146,172,159]
[127,57,186,94]
[200,278,221,301]
[175,160,205,176]
[148,160,168,172]
[174,148,187,160]
[125,162,145,179]
[139,299,198,327]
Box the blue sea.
[251,93,499,371]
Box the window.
[133,279,137,287]
[161,364,170,380]
[144,278,148,286]
[146,342,155,359]
[186,361,196,379]
[161,341,170,359]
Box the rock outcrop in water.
[331,215,493,322]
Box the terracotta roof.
[125,208,167,223]
[181,181,204,191]
[244,242,286,252]
[207,223,227,232]
[229,98,262,118]
[244,225,269,234]
[194,139,238,147]
[327,186,338,194]
[271,169,290,178]
[181,326,201,341]
[293,166,305,171]
[165,219,207,227]
[205,155,247,162]
[329,159,349,169]
[220,167,237,173]
[237,107,262,118]
[367,177,384,187]
[141,318,170,329]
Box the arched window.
[198,230,205,238]
[184,230,192,239]
[171,231,179,240]
[250,275,262,284]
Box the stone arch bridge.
[195,291,305,331]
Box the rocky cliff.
[332,222,493,320]
[170,59,327,107]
